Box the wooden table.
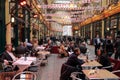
[37,51,50,59]
[0,57,37,80]
[82,69,119,80]
[78,55,87,60]
[37,51,50,55]
[82,60,102,69]
[13,57,36,66]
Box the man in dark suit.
[65,48,85,80]
[66,48,85,68]
[94,35,101,56]
[114,35,120,60]
[1,44,17,65]
[67,41,75,53]
[15,42,29,57]
[97,51,112,71]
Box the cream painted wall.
[47,0,54,4]
[90,24,92,39]
[5,0,12,44]
[102,20,104,38]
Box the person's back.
[98,53,112,71]
[114,39,120,52]
[114,36,120,59]
[66,48,84,67]
[106,40,114,57]
[79,42,87,54]
[65,48,85,80]
[15,45,28,54]
[66,53,83,67]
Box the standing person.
[94,35,101,56]
[102,35,110,53]
[106,39,114,57]
[114,35,120,60]
[97,51,112,71]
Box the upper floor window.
[109,0,118,5]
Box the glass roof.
[37,0,103,24]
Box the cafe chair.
[12,71,37,80]
[3,65,14,72]
[70,72,82,80]
[60,63,79,80]
[27,59,43,72]
[1,61,14,72]
[0,63,4,72]
[112,70,120,77]
[102,65,113,71]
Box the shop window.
[109,0,118,4]
[111,19,117,29]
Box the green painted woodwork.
[0,0,6,53]
[13,0,18,47]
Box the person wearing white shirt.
[0,44,18,65]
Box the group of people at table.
[0,38,51,79]
[60,41,120,80]
[0,37,119,80]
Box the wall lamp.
[11,16,15,23]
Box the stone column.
[5,0,11,44]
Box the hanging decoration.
[38,0,104,24]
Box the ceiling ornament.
[38,0,103,24]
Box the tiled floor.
[36,45,95,80]
[37,54,68,80]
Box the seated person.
[79,42,87,54]
[45,39,52,51]
[66,48,85,68]
[59,42,68,57]
[67,41,75,54]
[97,52,112,71]
[0,44,19,71]
[62,48,85,79]
[15,42,29,57]
[32,38,39,50]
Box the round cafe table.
[37,51,50,59]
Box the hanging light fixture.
[11,16,15,23]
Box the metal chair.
[60,63,80,80]
[27,58,43,72]
[70,72,82,80]
[112,70,120,77]
[102,65,113,71]
[12,71,37,80]
[1,61,14,72]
